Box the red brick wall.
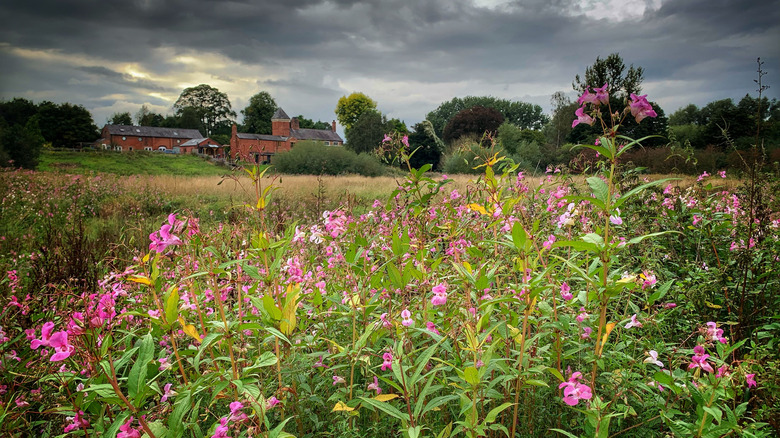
[272,120,290,137]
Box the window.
[128,147,133,152]
[122,136,126,140]
[114,145,122,151]
[176,139,180,144]
[325,141,330,146]
[138,137,142,141]
[144,147,152,151]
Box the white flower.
[643,350,663,367]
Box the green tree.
[0,98,38,127]
[109,112,133,125]
[567,98,667,147]
[669,104,703,126]
[36,101,99,148]
[442,105,504,144]
[173,84,236,136]
[573,53,644,100]
[241,91,277,134]
[345,110,387,154]
[0,116,45,169]
[542,91,577,150]
[136,105,165,126]
[427,96,548,137]
[175,106,206,133]
[335,92,377,134]
[407,120,445,170]
[295,115,331,130]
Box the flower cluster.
[558,372,593,406]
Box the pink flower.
[581,327,592,339]
[558,372,593,406]
[381,352,393,371]
[266,396,280,409]
[572,106,594,128]
[705,321,727,344]
[431,283,448,306]
[63,410,89,433]
[212,417,230,438]
[426,321,440,335]
[745,373,757,388]
[333,375,346,385]
[577,89,599,106]
[542,234,556,250]
[314,355,328,368]
[401,309,413,327]
[609,211,623,225]
[382,134,392,143]
[643,350,663,367]
[368,376,382,394]
[718,170,727,178]
[30,321,55,350]
[688,345,714,373]
[560,282,573,301]
[401,135,409,147]
[576,307,588,323]
[161,383,174,403]
[625,314,642,329]
[118,416,141,438]
[628,93,657,123]
[593,83,609,104]
[692,214,701,226]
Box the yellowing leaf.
[142,253,151,264]
[128,275,152,286]
[467,204,489,215]
[280,284,301,336]
[178,317,202,343]
[705,301,722,309]
[256,196,266,210]
[332,401,355,412]
[348,294,361,308]
[373,394,399,402]
[598,322,617,356]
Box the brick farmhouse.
[97,125,206,153]
[230,108,343,163]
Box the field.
[38,149,237,177]
[1,140,779,438]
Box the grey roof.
[290,128,343,143]
[271,107,290,120]
[236,133,289,141]
[104,124,203,139]
[180,138,222,147]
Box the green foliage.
[407,120,445,170]
[242,91,277,134]
[345,111,397,155]
[441,139,493,174]
[36,101,99,148]
[295,115,331,130]
[109,112,133,125]
[442,106,504,144]
[427,96,548,137]
[0,117,45,169]
[173,84,236,136]
[573,52,644,100]
[335,92,378,133]
[272,140,386,176]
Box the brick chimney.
[291,117,300,130]
[332,120,337,132]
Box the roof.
[236,133,289,141]
[180,138,223,147]
[271,107,290,120]
[290,128,343,143]
[104,124,203,139]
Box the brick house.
[230,108,343,163]
[180,137,224,157]
[97,125,204,152]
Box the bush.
[272,141,386,176]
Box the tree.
[36,102,99,148]
[241,91,277,134]
[542,91,577,150]
[573,53,644,101]
[109,112,133,125]
[407,120,445,170]
[345,110,387,154]
[295,115,331,130]
[173,84,236,136]
[175,106,205,133]
[427,96,548,138]
[136,105,165,126]
[0,98,38,127]
[0,117,45,169]
[442,106,504,144]
[669,104,703,126]
[335,93,377,134]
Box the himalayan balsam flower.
[745,373,757,388]
[161,383,174,403]
[609,210,623,225]
[572,106,594,128]
[581,327,592,339]
[625,314,642,329]
[381,352,393,371]
[593,83,609,104]
[401,309,413,327]
[705,321,728,344]
[118,417,141,438]
[688,345,714,373]
[643,350,663,367]
[368,376,382,394]
[333,375,346,385]
[266,396,280,409]
[558,372,593,406]
[560,282,573,301]
[542,234,556,250]
[426,321,440,335]
[628,93,658,123]
[431,283,448,306]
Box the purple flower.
[593,83,609,104]
[333,375,346,385]
[625,314,642,329]
[431,283,448,306]
[577,89,599,106]
[628,93,657,123]
[266,396,280,409]
[745,373,757,388]
[426,321,440,335]
[560,282,573,301]
[161,383,174,403]
[558,372,593,406]
[401,309,413,327]
[368,376,382,394]
[118,416,141,438]
[572,106,595,128]
[688,345,714,373]
[381,352,393,371]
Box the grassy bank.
[38,149,237,176]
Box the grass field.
[38,149,238,176]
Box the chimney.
[332,120,337,132]
[232,123,237,137]
[291,117,300,130]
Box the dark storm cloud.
[1,0,778,125]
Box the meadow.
[1,96,778,438]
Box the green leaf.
[255,351,278,368]
[485,402,513,423]
[546,367,565,383]
[653,370,674,387]
[464,366,480,387]
[511,222,527,251]
[268,417,295,438]
[165,286,180,326]
[387,263,403,289]
[127,333,154,404]
[408,425,422,438]
[265,326,292,346]
[263,294,282,321]
[104,412,130,438]
[358,396,409,422]
[647,280,673,305]
[550,428,580,438]
[587,176,609,204]
[167,393,191,437]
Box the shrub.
[272,141,386,176]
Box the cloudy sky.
[1,0,778,137]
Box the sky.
[1,0,778,139]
